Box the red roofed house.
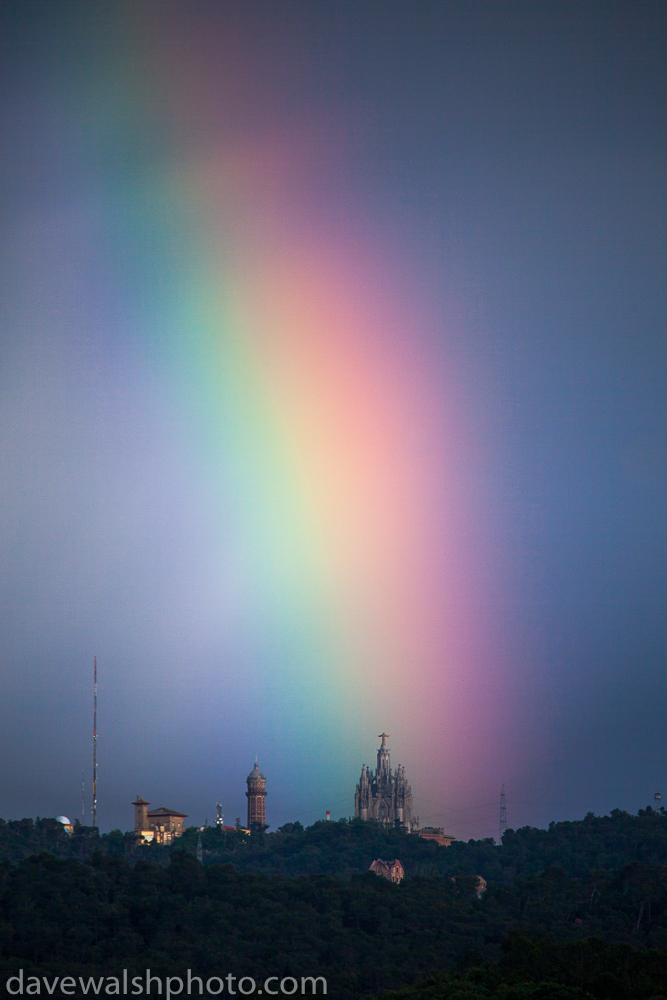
[369,858,405,883]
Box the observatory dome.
[56,816,71,825]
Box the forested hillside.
[2,806,667,882]
[182,808,667,882]
[2,851,667,997]
[2,809,667,997]
[369,937,667,1000]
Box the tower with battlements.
[354,733,418,831]
[246,758,267,828]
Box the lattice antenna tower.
[499,784,507,844]
[216,803,223,827]
[81,772,85,825]
[92,656,98,829]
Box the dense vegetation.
[3,851,667,997]
[2,809,667,997]
[369,937,667,1000]
[183,808,667,883]
[4,806,667,882]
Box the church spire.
[355,734,415,831]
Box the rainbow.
[141,151,462,737]
[13,4,511,826]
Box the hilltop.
[2,805,666,880]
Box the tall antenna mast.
[92,656,98,829]
[81,772,85,826]
[499,784,507,844]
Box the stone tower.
[354,733,418,831]
[132,796,150,833]
[246,757,267,828]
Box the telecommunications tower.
[92,656,98,829]
[499,784,507,844]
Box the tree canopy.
[2,809,667,997]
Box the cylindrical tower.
[246,758,267,828]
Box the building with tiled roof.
[132,797,188,844]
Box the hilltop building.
[355,733,418,831]
[246,758,267,828]
[419,826,455,847]
[56,816,73,836]
[132,797,188,844]
[369,858,404,883]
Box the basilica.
[354,733,418,831]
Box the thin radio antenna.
[92,656,98,829]
[499,784,507,844]
[81,772,85,825]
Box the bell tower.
[132,796,150,833]
[246,758,267,828]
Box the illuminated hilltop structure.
[132,796,188,844]
[354,733,418,831]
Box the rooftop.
[147,807,188,818]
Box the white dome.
[56,816,71,825]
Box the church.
[354,733,418,831]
